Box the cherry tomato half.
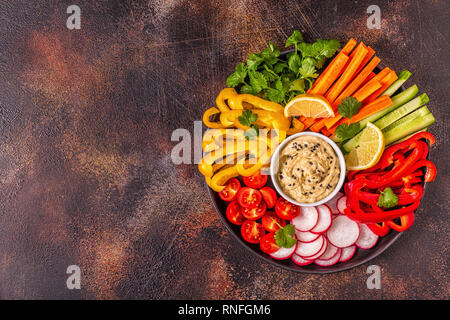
[262,211,286,233]
[243,173,268,189]
[237,187,262,208]
[260,233,280,254]
[219,178,241,202]
[226,200,245,225]
[241,220,265,244]
[241,201,267,220]
[275,197,300,220]
[260,186,277,209]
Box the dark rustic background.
[0,0,448,299]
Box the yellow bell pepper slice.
[202,128,227,152]
[209,165,240,192]
[198,140,250,177]
[202,139,221,153]
[234,94,284,113]
[216,88,239,112]
[224,109,290,131]
[219,110,242,127]
[202,107,225,129]
[287,118,305,135]
[236,147,272,176]
[198,135,270,177]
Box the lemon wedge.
[345,122,385,171]
[284,94,334,118]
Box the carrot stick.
[352,79,382,102]
[339,43,374,87]
[347,95,392,123]
[309,118,327,132]
[324,43,368,104]
[299,116,316,129]
[321,127,332,137]
[356,71,376,91]
[363,70,399,103]
[353,46,375,76]
[342,38,358,55]
[308,53,349,95]
[333,56,381,107]
[323,78,382,129]
[309,38,356,92]
[328,95,393,134]
[349,42,366,59]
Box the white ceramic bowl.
[270,132,346,207]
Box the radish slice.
[315,249,342,267]
[356,223,379,249]
[295,236,324,258]
[326,192,343,214]
[310,204,332,234]
[270,242,297,260]
[327,215,360,248]
[292,254,313,266]
[337,196,347,214]
[317,241,338,260]
[304,239,328,260]
[295,230,320,243]
[291,207,318,231]
[339,245,356,262]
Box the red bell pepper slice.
[386,212,415,232]
[404,159,437,182]
[367,222,391,236]
[357,185,423,206]
[409,131,435,146]
[345,199,421,223]
[366,141,423,189]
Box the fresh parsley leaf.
[314,39,341,58]
[298,39,340,61]
[248,70,268,93]
[297,42,317,59]
[246,53,264,71]
[285,30,303,47]
[261,41,280,61]
[288,53,302,73]
[274,224,296,248]
[377,187,399,208]
[239,84,256,94]
[335,123,360,141]
[273,61,288,74]
[239,110,259,140]
[226,63,247,87]
[238,109,258,127]
[299,59,318,79]
[244,124,259,140]
[265,87,285,104]
[289,78,305,92]
[338,97,362,119]
[262,64,279,81]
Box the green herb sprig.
[226,30,340,105]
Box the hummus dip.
[277,135,340,203]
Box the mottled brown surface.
[0,0,449,299]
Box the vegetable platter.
[199,30,437,273]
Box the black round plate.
[206,49,424,273]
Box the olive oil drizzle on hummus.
[277,136,340,203]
